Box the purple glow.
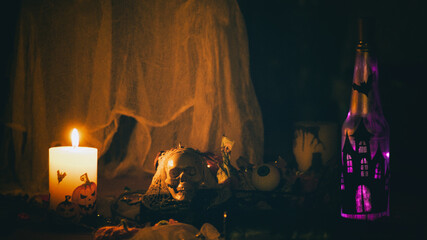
[360,158,368,177]
[374,163,381,179]
[341,173,345,190]
[341,121,389,221]
[341,43,390,221]
[346,154,353,173]
[356,185,371,213]
[341,210,388,221]
[371,65,378,73]
[359,141,368,153]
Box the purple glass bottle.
[340,19,390,220]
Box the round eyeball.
[252,164,280,191]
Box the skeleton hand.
[293,130,322,171]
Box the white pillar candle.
[49,129,98,215]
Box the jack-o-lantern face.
[56,195,79,220]
[72,173,97,215]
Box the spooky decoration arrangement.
[140,134,338,209]
[100,134,337,240]
[340,19,390,220]
[5,133,338,239]
[140,137,264,210]
[7,0,264,197]
[136,135,337,222]
[141,146,220,211]
[138,137,259,226]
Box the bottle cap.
[357,17,376,51]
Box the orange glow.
[168,160,174,168]
[71,128,79,148]
[49,128,98,210]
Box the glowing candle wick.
[71,128,79,148]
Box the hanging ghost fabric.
[4,0,263,194]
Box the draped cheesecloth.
[3,0,263,194]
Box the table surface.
[2,173,425,240]
[3,193,425,240]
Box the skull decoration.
[143,147,220,210]
[164,149,204,202]
[56,195,80,221]
[72,173,97,215]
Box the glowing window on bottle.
[360,158,368,177]
[374,163,381,179]
[341,173,345,190]
[356,185,372,213]
[346,154,353,173]
[359,141,368,153]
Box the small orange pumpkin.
[72,173,97,215]
[56,195,80,221]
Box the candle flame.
[71,128,79,148]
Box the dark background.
[236,0,426,209]
[1,0,425,225]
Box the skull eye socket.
[170,167,196,178]
[169,168,181,178]
[184,167,196,176]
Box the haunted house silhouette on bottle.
[340,19,390,220]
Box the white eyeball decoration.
[251,164,280,191]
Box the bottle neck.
[349,41,379,116]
